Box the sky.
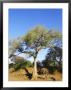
[9,9,62,40]
[9,9,62,62]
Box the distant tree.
[46,46,62,63]
[42,46,62,73]
[9,25,62,79]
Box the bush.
[42,60,57,74]
[13,60,33,71]
[9,63,14,68]
[21,61,33,68]
[13,63,21,71]
[48,66,57,74]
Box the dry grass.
[9,67,62,81]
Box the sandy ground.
[8,68,62,81]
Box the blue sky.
[9,9,62,40]
[9,9,62,61]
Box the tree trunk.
[32,58,37,80]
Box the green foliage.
[46,46,62,62]
[23,25,48,45]
[42,46,62,73]
[9,56,33,71]
[10,60,33,71]
[9,26,62,53]
[42,60,57,74]
[13,63,21,71]
[22,26,62,47]
[21,60,33,68]
[9,26,62,58]
[9,63,14,68]
[9,25,62,73]
[8,39,21,58]
[48,66,56,74]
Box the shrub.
[13,63,21,71]
[42,60,57,74]
[21,61,33,68]
[13,60,33,71]
[48,66,57,74]
[9,63,14,68]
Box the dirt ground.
[9,67,62,81]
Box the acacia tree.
[9,25,62,80]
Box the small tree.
[9,25,62,80]
[42,46,62,73]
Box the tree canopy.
[22,25,62,47]
[9,25,62,60]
